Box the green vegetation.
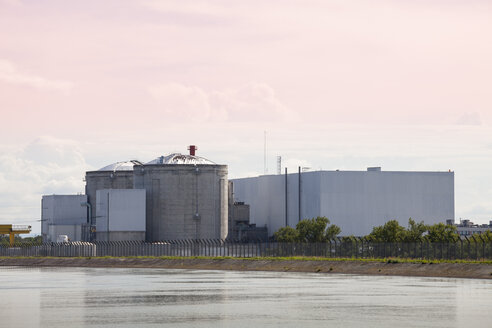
[367,219,462,243]
[274,217,341,242]
[1,255,491,265]
[368,220,407,242]
[273,217,477,243]
[0,234,42,246]
[274,226,299,243]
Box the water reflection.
[1,267,492,327]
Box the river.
[1,267,491,327]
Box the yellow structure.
[0,225,32,247]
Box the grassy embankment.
[3,256,492,278]
[2,255,492,265]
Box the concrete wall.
[229,203,250,240]
[133,164,228,241]
[85,170,134,226]
[48,224,82,242]
[41,195,88,242]
[232,170,454,237]
[95,189,146,241]
[95,231,146,241]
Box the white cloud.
[0,137,88,228]
[148,82,296,122]
[456,112,482,126]
[148,82,214,121]
[0,0,22,6]
[22,136,85,166]
[142,0,237,21]
[0,59,73,93]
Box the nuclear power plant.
[41,146,455,242]
[42,146,235,242]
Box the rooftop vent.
[367,167,381,172]
[188,145,197,156]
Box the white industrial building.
[41,195,89,242]
[231,167,454,237]
[448,219,492,238]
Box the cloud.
[148,82,295,122]
[0,59,73,93]
[141,0,237,26]
[149,83,214,121]
[22,136,86,166]
[0,137,89,227]
[0,0,22,6]
[455,112,482,126]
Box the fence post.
[459,238,463,260]
[479,235,485,261]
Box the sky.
[0,0,491,233]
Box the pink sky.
[0,0,491,231]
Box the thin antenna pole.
[277,156,281,175]
[298,166,301,223]
[285,167,288,227]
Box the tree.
[479,231,492,242]
[326,224,342,240]
[367,220,406,242]
[0,234,42,245]
[425,223,459,243]
[274,226,299,242]
[404,218,428,242]
[296,216,341,242]
[22,235,43,244]
[273,216,341,242]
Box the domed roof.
[98,160,143,171]
[146,153,215,165]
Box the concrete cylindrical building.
[85,160,142,227]
[134,153,228,241]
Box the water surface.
[1,267,491,327]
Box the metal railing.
[1,239,492,260]
[11,225,31,231]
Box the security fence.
[1,239,492,260]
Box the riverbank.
[1,257,492,279]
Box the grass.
[1,255,492,265]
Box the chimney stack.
[188,145,197,156]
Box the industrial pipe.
[80,202,92,225]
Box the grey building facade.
[85,162,139,230]
[95,189,146,241]
[134,162,228,241]
[41,194,88,242]
[232,168,455,237]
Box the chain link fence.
[1,239,492,260]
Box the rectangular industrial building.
[41,195,88,242]
[95,189,146,241]
[231,168,454,237]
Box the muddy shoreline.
[1,257,492,279]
